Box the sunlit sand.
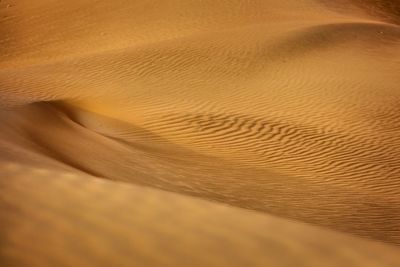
[1,0,400,266]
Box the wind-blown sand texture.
[1,0,400,266]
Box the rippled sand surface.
[1,0,400,266]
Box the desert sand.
[1,0,400,266]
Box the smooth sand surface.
[1,0,400,266]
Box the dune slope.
[1,0,400,265]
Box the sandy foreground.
[1,0,400,266]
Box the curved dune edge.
[1,0,400,265]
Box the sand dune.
[1,0,400,266]
[2,163,400,267]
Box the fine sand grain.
[1,0,400,266]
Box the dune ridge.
[1,0,400,266]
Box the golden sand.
[1,0,400,266]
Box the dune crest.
[1,0,400,266]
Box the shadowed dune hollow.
[1,0,400,266]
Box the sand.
[1,0,400,266]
